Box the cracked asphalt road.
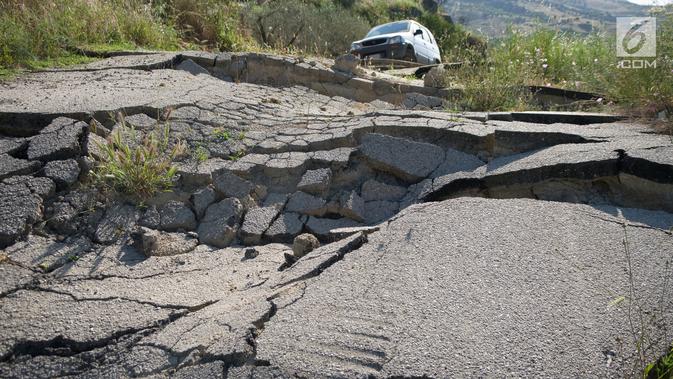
[0,52,672,378]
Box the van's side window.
[424,28,434,44]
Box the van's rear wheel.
[404,47,417,62]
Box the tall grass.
[609,6,673,118]
[0,0,179,69]
[448,7,673,116]
[485,28,614,92]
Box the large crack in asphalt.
[423,148,673,216]
[273,233,369,289]
[32,286,217,311]
[0,309,185,363]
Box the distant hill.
[439,0,650,37]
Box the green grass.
[193,145,209,163]
[228,150,245,161]
[212,128,231,141]
[645,347,673,379]
[92,119,180,201]
[0,0,180,72]
[23,54,97,70]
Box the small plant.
[644,347,673,379]
[212,128,231,141]
[262,97,281,104]
[237,131,246,140]
[193,144,209,163]
[229,150,245,161]
[92,119,179,200]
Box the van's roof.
[375,20,417,26]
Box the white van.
[350,20,442,64]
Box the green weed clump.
[193,145,209,163]
[92,120,180,201]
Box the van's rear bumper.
[351,43,411,60]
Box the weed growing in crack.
[91,117,179,201]
[237,131,246,141]
[616,218,672,378]
[229,150,245,161]
[644,346,673,378]
[193,144,210,163]
[212,128,231,141]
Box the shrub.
[350,0,423,25]
[418,12,485,61]
[155,0,256,51]
[243,0,370,56]
[92,118,180,201]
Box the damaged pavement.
[0,51,672,378]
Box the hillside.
[440,0,649,37]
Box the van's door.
[411,25,430,64]
[424,27,441,63]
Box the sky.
[626,0,673,4]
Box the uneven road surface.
[0,52,671,378]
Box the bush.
[418,12,485,62]
[155,0,256,51]
[243,0,370,56]
[350,0,423,25]
[92,117,181,201]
